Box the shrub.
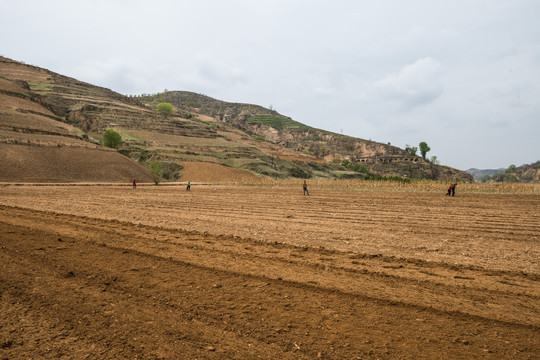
[147,161,163,185]
[160,162,183,181]
[103,129,122,149]
[287,163,312,178]
[156,102,174,118]
[341,159,370,174]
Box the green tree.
[419,141,431,160]
[480,175,492,183]
[156,102,174,118]
[148,161,163,185]
[430,155,439,164]
[405,145,418,156]
[103,129,122,149]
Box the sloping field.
[0,145,154,183]
[0,185,538,359]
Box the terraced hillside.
[1,56,473,182]
[0,60,153,183]
[141,91,473,181]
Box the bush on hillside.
[103,129,122,149]
[148,161,163,185]
[341,159,370,174]
[156,102,174,118]
[287,162,312,178]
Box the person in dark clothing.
[186,181,191,191]
[303,180,309,196]
[451,183,457,196]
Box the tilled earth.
[0,185,539,359]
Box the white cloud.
[375,57,443,109]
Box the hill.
[0,57,153,183]
[0,56,472,183]
[466,168,505,182]
[476,162,540,183]
[512,161,540,182]
[138,91,472,181]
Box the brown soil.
[0,58,51,82]
[0,145,154,183]
[1,185,539,359]
[179,162,262,183]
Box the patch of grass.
[247,115,311,131]
[28,81,54,92]
[242,161,285,178]
[116,129,146,142]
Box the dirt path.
[1,203,539,359]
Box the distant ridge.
[466,168,505,182]
[469,162,540,183]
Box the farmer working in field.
[186,181,191,191]
[132,179,136,189]
[451,183,457,196]
[446,184,452,196]
[303,180,309,196]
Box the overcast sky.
[1,0,539,170]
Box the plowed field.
[1,184,539,359]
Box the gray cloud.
[375,57,443,109]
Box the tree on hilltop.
[419,141,431,160]
[405,144,418,156]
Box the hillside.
[513,161,540,182]
[0,58,153,183]
[139,91,473,182]
[0,57,472,183]
[477,162,540,183]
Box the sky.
[1,0,539,170]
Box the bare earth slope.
[0,145,153,183]
[0,58,154,183]
[1,185,538,359]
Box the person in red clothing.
[446,184,452,196]
[132,179,136,189]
